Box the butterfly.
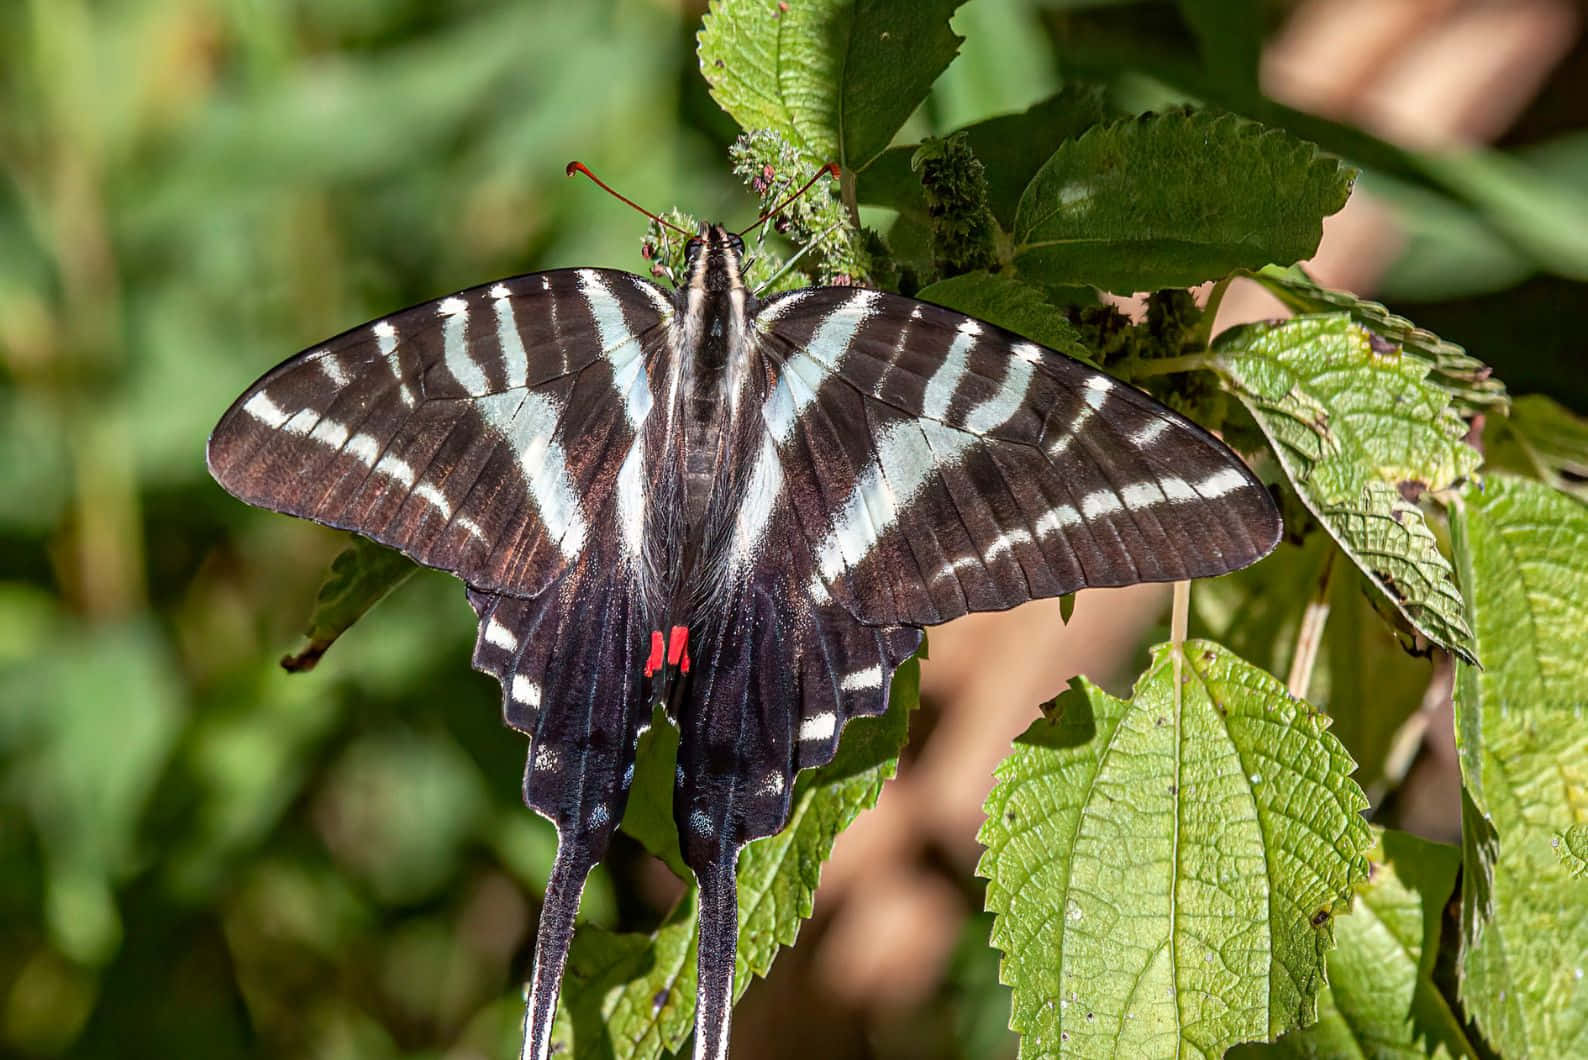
[207,164,1281,1060]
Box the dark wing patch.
[207,268,671,598]
[742,287,1280,628]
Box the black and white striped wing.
[206,268,672,599]
[738,288,1281,628]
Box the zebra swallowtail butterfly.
[207,166,1280,1060]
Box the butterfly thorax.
[673,224,756,595]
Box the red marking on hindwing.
[644,631,664,677]
[667,625,690,673]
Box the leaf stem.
[1171,579,1189,685]
[1132,353,1218,377]
[1286,547,1337,700]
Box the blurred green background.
[2,1,1585,1057]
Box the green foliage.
[1230,829,1475,1058]
[1449,476,1588,1058]
[3,2,1584,1058]
[1213,315,1479,660]
[280,535,417,672]
[1484,393,1588,501]
[699,0,968,175]
[978,642,1371,1056]
[1013,110,1354,293]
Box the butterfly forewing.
[740,287,1281,629]
[206,268,674,599]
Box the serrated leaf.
[977,641,1371,1058]
[1249,264,1507,411]
[916,271,1094,361]
[554,653,921,1058]
[698,0,967,174]
[1448,474,1588,1057]
[1486,393,1588,502]
[280,535,416,672]
[1215,315,1478,660]
[1011,110,1352,293]
[1230,828,1474,1059]
[860,84,1112,229]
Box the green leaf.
[978,641,1372,1056]
[555,652,922,1059]
[1192,534,1434,795]
[618,707,689,880]
[1449,474,1588,1057]
[280,535,417,672]
[1214,315,1479,660]
[1556,825,1588,881]
[916,271,1094,360]
[1248,264,1507,411]
[698,0,968,174]
[1231,828,1475,1059]
[1486,394,1588,502]
[859,84,1111,229]
[1012,110,1353,293]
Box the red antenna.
[736,162,840,238]
[566,161,692,239]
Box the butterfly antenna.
[735,162,840,239]
[566,161,692,239]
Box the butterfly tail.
[520,843,593,1060]
[692,851,740,1060]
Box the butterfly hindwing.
[741,288,1280,629]
[206,268,673,599]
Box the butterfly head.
[685,223,748,293]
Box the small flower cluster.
[640,208,703,287]
[728,129,872,291]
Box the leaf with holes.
[1229,828,1475,1059]
[1012,110,1353,293]
[1449,474,1588,1058]
[554,653,920,1059]
[1248,264,1506,411]
[698,0,967,174]
[1215,314,1479,661]
[978,640,1371,1057]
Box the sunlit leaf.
[1556,825,1588,881]
[1248,264,1507,411]
[555,653,921,1058]
[698,0,968,173]
[1215,315,1479,660]
[1013,110,1353,293]
[978,641,1371,1056]
[1449,474,1588,1057]
[1231,828,1474,1059]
